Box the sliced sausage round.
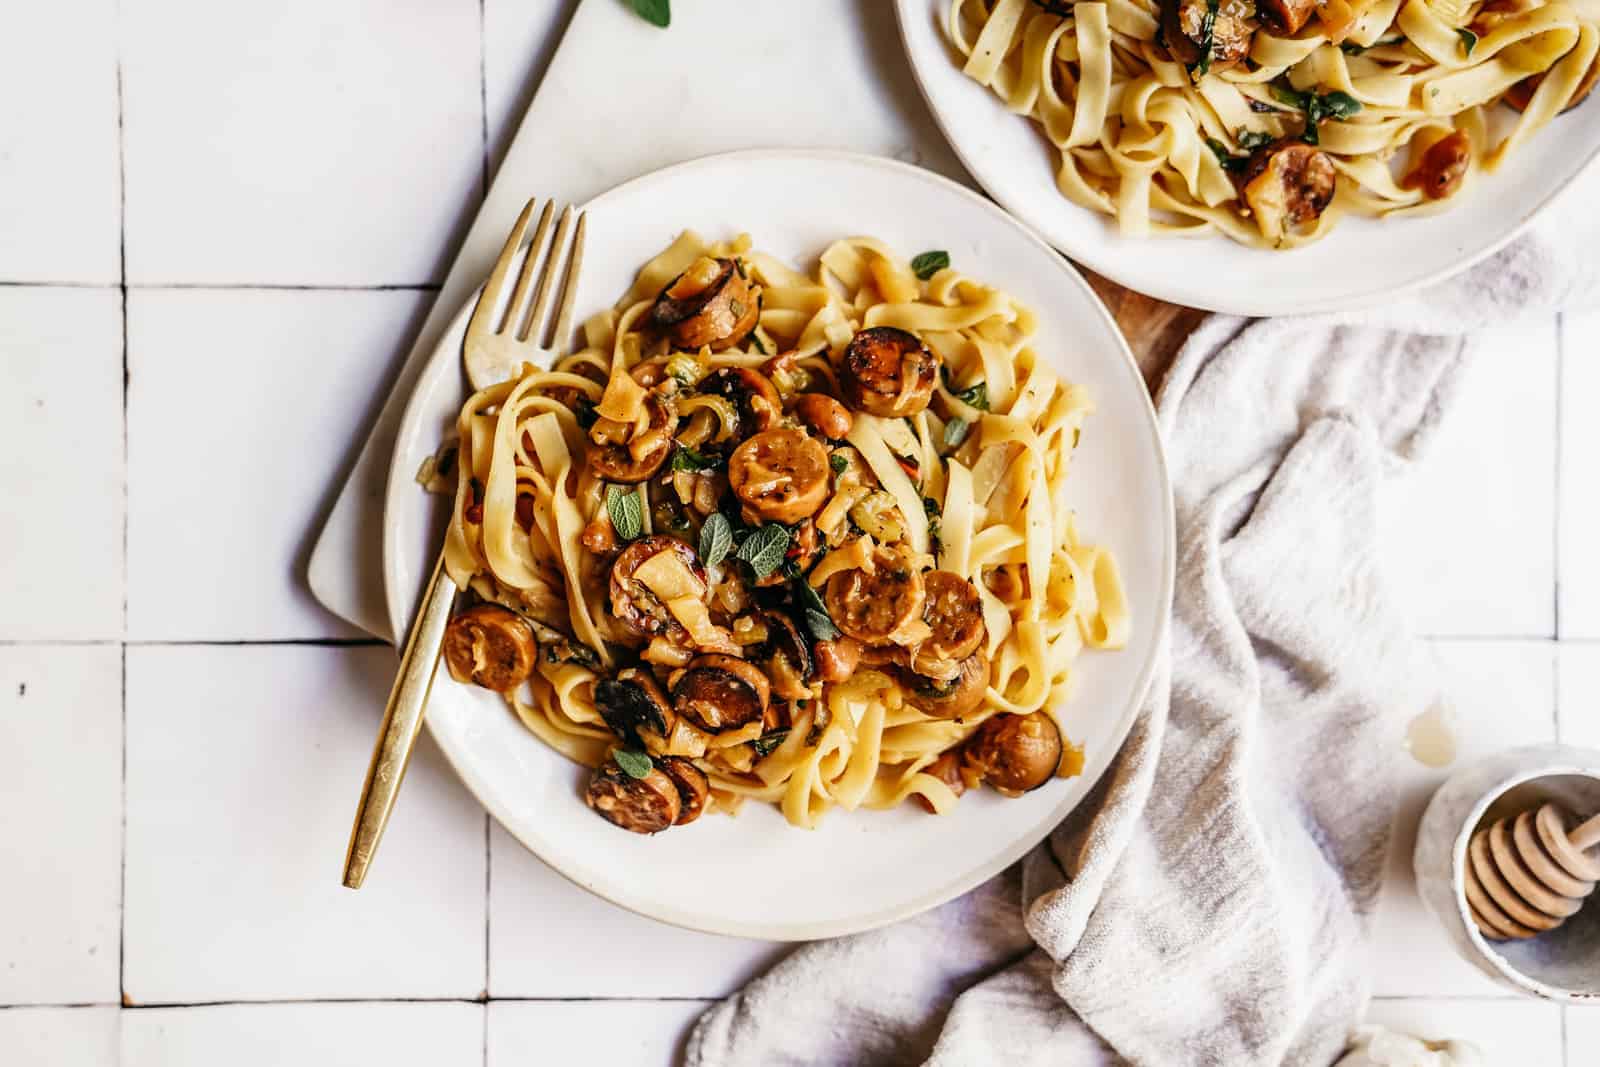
[841,327,939,418]
[587,393,678,483]
[657,756,711,825]
[824,545,927,646]
[728,428,831,525]
[585,759,682,833]
[651,257,761,352]
[964,711,1064,797]
[594,666,675,745]
[1239,139,1336,243]
[672,653,771,733]
[698,366,782,435]
[443,604,539,691]
[1402,130,1471,201]
[918,571,986,663]
[609,535,704,642]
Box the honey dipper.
[1464,803,1600,941]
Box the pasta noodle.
[948,0,1600,247]
[431,232,1129,832]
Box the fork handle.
[342,545,457,888]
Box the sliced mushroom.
[761,611,813,700]
[840,327,939,418]
[903,650,990,719]
[586,393,679,483]
[672,653,771,733]
[1239,139,1337,243]
[610,535,705,642]
[594,667,675,746]
[443,604,538,691]
[1255,0,1316,35]
[1162,0,1255,73]
[793,393,853,440]
[698,366,783,435]
[728,428,832,525]
[657,756,710,825]
[824,545,927,646]
[917,571,986,664]
[914,750,969,814]
[585,759,681,833]
[651,257,760,352]
[1506,54,1600,114]
[963,711,1064,797]
[1401,130,1471,201]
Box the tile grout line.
[115,0,131,1010]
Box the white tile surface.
[487,1000,707,1067]
[126,288,430,641]
[1380,322,1559,638]
[121,1002,482,1067]
[1363,998,1563,1066]
[123,645,486,1003]
[1558,643,1600,748]
[121,0,482,286]
[0,647,122,1005]
[488,823,786,998]
[1371,640,1558,997]
[0,1006,118,1067]
[0,288,124,641]
[1567,1006,1600,1066]
[483,0,582,172]
[0,4,120,284]
[1560,310,1600,639]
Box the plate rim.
[381,147,1175,940]
[891,0,1600,316]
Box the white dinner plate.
[895,0,1600,315]
[383,150,1173,940]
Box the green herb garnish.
[736,523,791,578]
[1193,0,1221,78]
[606,484,643,542]
[1270,84,1362,145]
[955,380,990,411]
[751,730,791,757]
[625,0,670,28]
[699,512,733,568]
[910,250,950,281]
[669,445,722,473]
[1456,28,1478,56]
[943,417,970,449]
[613,748,653,779]
[748,332,768,355]
[829,452,849,475]
[793,578,842,641]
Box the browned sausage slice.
[657,756,711,825]
[586,759,682,833]
[841,327,939,418]
[1162,0,1254,73]
[1255,0,1317,35]
[1401,131,1471,201]
[610,535,705,642]
[728,428,831,525]
[919,571,986,663]
[793,393,853,439]
[443,604,539,691]
[595,667,675,745]
[824,545,927,646]
[651,257,761,352]
[587,393,678,484]
[1239,139,1337,243]
[903,650,989,718]
[672,653,771,733]
[964,711,1064,797]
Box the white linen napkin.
[686,185,1600,1067]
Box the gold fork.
[342,198,587,889]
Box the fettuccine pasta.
[429,233,1128,833]
[948,0,1600,246]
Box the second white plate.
[895,0,1600,315]
[382,150,1173,940]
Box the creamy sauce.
[1406,704,1459,769]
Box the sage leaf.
[626,0,670,28]
[614,748,653,779]
[736,523,791,578]
[606,484,643,542]
[699,512,733,568]
[910,250,950,281]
